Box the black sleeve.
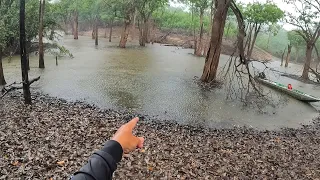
[71,140,123,180]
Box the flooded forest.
[1,0,320,179]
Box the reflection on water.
[2,36,319,130]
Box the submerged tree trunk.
[285,44,292,67]
[20,0,32,104]
[92,28,95,39]
[38,0,45,69]
[281,48,286,66]
[201,0,230,82]
[119,18,131,48]
[73,11,79,40]
[195,9,204,56]
[302,43,314,80]
[95,18,98,46]
[139,19,148,47]
[109,19,114,42]
[0,48,6,85]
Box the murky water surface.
[3,36,319,130]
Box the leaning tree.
[285,0,320,80]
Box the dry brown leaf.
[148,166,153,171]
[12,161,20,166]
[57,161,65,166]
[140,149,146,153]
[49,178,53,180]
[275,138,281,143]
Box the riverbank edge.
[1,91,320,179]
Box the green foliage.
[288,30,305,48]
[153,7,210,33]
[244,2,284,25]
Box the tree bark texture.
[95,18,98,46]
[195,9,204,56]
[281,49,286,66]
[139,19,148,47]
[0,48,6,85]
[285,44,292,67]
[247,24,261,59]
[38,0,45,69]
[302,43,313,80]
[20,0,32,104]
[201,0,230,82]
[73,11,79,40]
[119,18,131,48]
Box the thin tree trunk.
[0,48,6,85]
[245,23,254,55]
[267,32,271,50]
[109,17,114,42]
[95,18,98,46]
[192,4,197,54]
[302,43,313,80]
[119,19,131,48]
[139,18,148,47]
[38,0,45,69]
[104,25,107,38]
[20,0,32,104]
[131,8,137,41]
[73,11,79,40]
[248,24,261,59]
[281,48,286,66]
[285,44,292,67]
[201,0,230,82]
[195,9,204,56]
[92,28,95,39]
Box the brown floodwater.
[2,35,319,130]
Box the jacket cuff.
[101,140,123,163]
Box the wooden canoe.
[256,78,320,102]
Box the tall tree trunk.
[195,9,204,56]
[139,19,148,47]
[38,0,45,69]
[245,23,254,54]
[92,28,95,39]
[192,4,197,54]
[73,11,79,40]
[267,32,271,50]
[131,9,137,41]
[109,17,114,42]
[302,43,314,80]
[247,24,261,59]
[281,48,286,66]
[201,0,230,82]
[20,0,32,104]
[0,48,6,85]
[95,18,98,46]
[285,44,292,67]
[104,25,107,38]
[119,19,131,48]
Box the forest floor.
[81,27,273,61]
[1,92,320,179]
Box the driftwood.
[309,68,320,82]
[1,76,40,98]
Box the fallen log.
[1,76,40,98]
[309,68,320,82]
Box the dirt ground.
[80,27,273,61]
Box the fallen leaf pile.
[0,92,320,179]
